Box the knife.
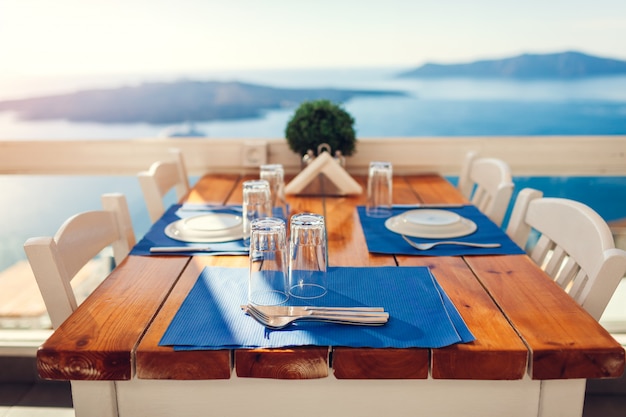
[150,246,248,254]
[179,204,243,212]
[392,203,465,209]
[242,305,387,316]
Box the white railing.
[1,136,625,176]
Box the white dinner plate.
[384,209,477,239]
[165,213,244,243]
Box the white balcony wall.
[1,136,625,176]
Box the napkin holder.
[285,151,362,196]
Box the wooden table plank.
[38,256,189,380]
[468,255,625,380]
[399,256,529,379]
[332,175,428,379]
[135,257,240,380]
[134,172,242,379]
[396,176,528,379]
[232,174,331,379]
[136,170,259,377]
[325,175,397,268]
[403,174,469,204]
[332,348,429,379]
[185,173,242,203]
[235,347,330,379]
[393,175,423,203]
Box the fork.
[247,304,388,319]
[245,307,389,330]
[402,235,501,250]
[243,304,389,330]
[246,304,389,320]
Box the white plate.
[403,209,461,226]
[384,209,477,239]
[165,213,244,243]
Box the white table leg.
[72,380,118,417]
[538,379,586,417]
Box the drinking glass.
[366,161,393,217]
[260,163,289,220]
[248,217,289,305]
[242,179,272,247]
[289,213,327,299]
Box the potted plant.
[285,99,357,160]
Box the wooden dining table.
[37,173,624,417]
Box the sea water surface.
[1,68,626,138]
[1,68,625,273]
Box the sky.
[1,0,625,78]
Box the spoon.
[402,235,501,250]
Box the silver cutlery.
[151,246,215,252]
[402,235,501,250]
[245,309,389,330]
[242,304,389,330]
[392,203,465,209]
[244,305,386,316]
[179,204,243,212]
[150,246,248,254]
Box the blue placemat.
[358,205,525,256]
[130,204,248,256]
[159,266,475,350]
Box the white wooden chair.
[457,151,514,226]
[138,148,190,222]
[24,193,136,417]
[506,188,626,320]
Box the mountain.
[0,80,404,125]
[398,51,626,79]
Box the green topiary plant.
[285,99,357,157]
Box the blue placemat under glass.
[130,204,248,256]
[160,266,475,350]
[357,205,525,256]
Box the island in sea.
[398,51,626,79]
[2,50,625,127]
[0,81,405,125]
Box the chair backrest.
[24,193,135,329]
[138,148,190,222]
[458,152,514,226]
[506,188,626,320]
[457,150,479,199]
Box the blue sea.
[1,68,625,272]
[1,67,626,138]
